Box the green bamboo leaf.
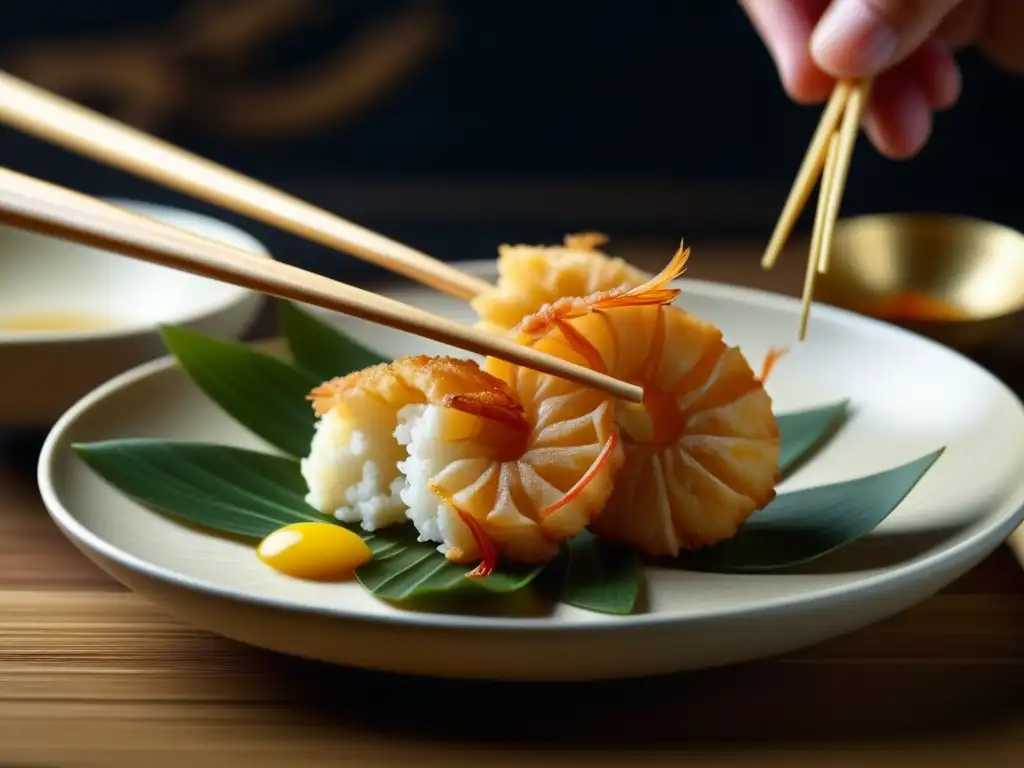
[276,300,387,382]
[553,401,851,613]
[777,400,849,476]
[684,448,945,572]
[557,531,640,615]
[74,438,542,598]
[160,325,320,458]
[354,529,544,600]
[74,439,321,538]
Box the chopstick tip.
[760,248,781,270]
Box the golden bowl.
[815,214,1024,351]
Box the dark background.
[2,0,1022,281]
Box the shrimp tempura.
[302,355,623,577]
[470,232,648,334]
[485,245,782,557]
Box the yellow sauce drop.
[0,311,115,333]
[256,522,372,581]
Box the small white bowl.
[0,199,267,428]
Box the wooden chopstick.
[773,86,1024,573]
[814,79,871,277]
[815,133,843,275]
[763,78,871,340]
[0,72,493,302]
[761,81,853,271]
[0,168,644,405]
[799,133,839,340]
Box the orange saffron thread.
[541,432,618,519]
[443,394,530,432]
[640,308,667,382]
[759,346,789,384]
[429,483,498,579]
[555,318,608,373]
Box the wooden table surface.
[1,242,1022,767]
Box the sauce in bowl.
[0,311,116,333]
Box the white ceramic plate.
[38,265,1024,681]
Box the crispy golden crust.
[561,231,609,251]
[515,296,595,336]
[469,232,649,333]
[481,244,780,558]
[308,355,527,431]
[513,243,689,338]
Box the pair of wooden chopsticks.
[760,80,1024,571]
[0,72,492,303]
[0,168,643,404]
[0,71,643,402]
[760,78,873,340]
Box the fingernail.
[810,0,900,76]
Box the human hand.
[739,0,1024,159]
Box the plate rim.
[37,276,1024,633]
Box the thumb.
[810,0,964,77]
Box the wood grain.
[1,241,1022,767]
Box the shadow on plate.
[661,526,967,577]
[764,526,967,575]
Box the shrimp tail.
[507,240,690,351]
[591,242,689,311]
